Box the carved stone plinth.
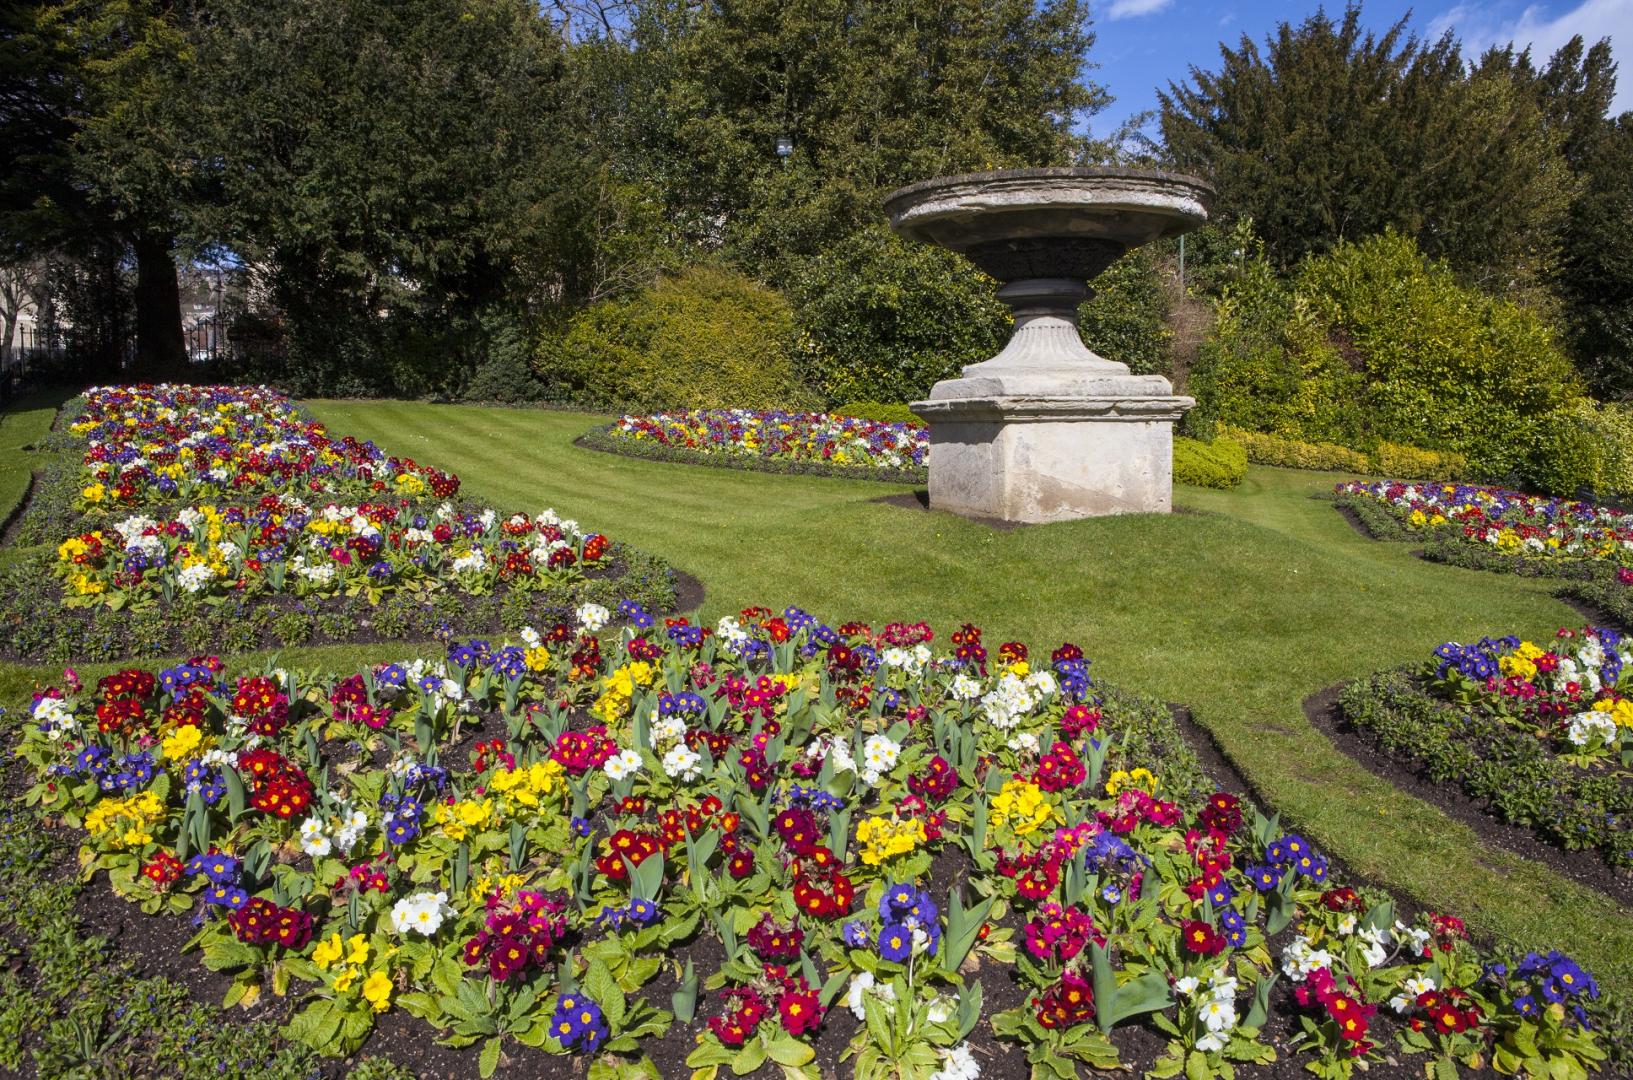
[885,168,1212,523]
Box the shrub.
[1220,426,1371,473]
[539,266,814,411]
[1172,436,1246,489]
[1371,442,1467,481]
[834,401,925,425]
[1541,401,1633,498]
[1524,408,1608,500]
[1078,247,1173,376]
[461,308,545,404]
[1191,232,1587,483]
[784,225,1010,406]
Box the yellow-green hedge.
[1221,427,1371,473]
[1371,442,1467,481]
[834,401,925,425]
[1174,436,1248,489]
[1218,426,1466,480]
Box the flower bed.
[15,607,1610,1078]
[1332,481,1633,567]
[1339,627,1633,869]
[0,386,680,661]
[73,384,460,510]
[583,410,929,483]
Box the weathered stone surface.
[914,396,1192,523]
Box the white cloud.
[1430,0,1633,112]
[1105,0,1175,20]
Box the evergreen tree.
[1158,5,1571,290]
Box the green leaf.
[731,1036,768,1075]
[479,1035,502,1078]
[766,1035,815,1068]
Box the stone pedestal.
[911,278,1193,523]
[886,167,1212,523]
[914,396,1189,522]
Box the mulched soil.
[1557,592,1631,635]
[1332,502,1389,543]
[0,563,705,666]
[1305,684,1633,910]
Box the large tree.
[1158,5,1572,290]
[0,2,197,378]
[604,0,1103,276]
[1557,115,1633,399]
[187,0,574,394]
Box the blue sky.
[1085,0,1633,141]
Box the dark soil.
[1333,502,1385,542]
[1307,685,1633,909]
[1557,591,1631,635]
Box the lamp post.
[775,135,794,165]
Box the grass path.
[304,400,1633,1004]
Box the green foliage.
[1079,247,1173,375]
[1192,233,1585,485]
[619,0,1103,271]
[785,226,1009,406]
[1221,427,1371,474]
[1558,116,1633,399]
[187,0,572,396]
[1371,442,1468,482]
[1159,8,1574,291]
[1523,406,1612,498]
[1339,671,1633,866]
[463,308,546,404]
[834,401,925,425]
[542,266,813,411]
[1172,436,1246,489]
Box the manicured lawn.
[0,388,67,567]
[304,399,1633,1006]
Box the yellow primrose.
[361,971,393,1012]
[161,724,205,762]
[1105,768,1157,797]
[855,814,927,866]
[80,483,106,504]
[990,779,1057,836]
[524,646,551,672]
[346,934,370,966]
[72,574,107,596]
[312,933,345,970]
[332,967,358,993]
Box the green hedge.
[1173,436,1247,489]
[1220,426,1468,480]
[833,401,925,425]
[1190,231,1593,491]
[537,266,815,412]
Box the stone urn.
[884,167,1212,522]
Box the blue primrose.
[877,923,914,963]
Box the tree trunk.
[132,231,187,378]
